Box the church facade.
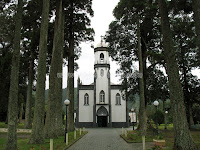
[76,42,128,128]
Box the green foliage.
[0,1,15,121]
[44,88,78,110]
[106,0,169,105]
[63,0,94,60]
[156,133,164,140]
[152,109,164,125]
[146,68,169,103]
[193,104,200,124]
[122,130,154,143]
[0,122,25,129]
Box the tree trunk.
[44,0,64,138]
[180,44,194,128]
[125,80,129,127]
[29,0,50,144]
[158,0,198,149]
[192,0,200,59]
[67,47,75,132]
[137,17,147,137]
[189,103,194,128]
[19,103,23,124]
[66,1,75,132]
[55,12,65,137]
[163,100,167,129]
[5,0,23,149]
[24,52,34,129]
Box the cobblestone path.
[68,128,153,150]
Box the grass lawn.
[0,122,24,129]
[0,129,87,150]
[121,130,154,143]
[121,124,200,150]
[163,129,200,150]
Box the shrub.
[152,109,164,125]
[151,142,164,150]
[156,133,164,140]
[193,104,200,124]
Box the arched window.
[116,93,121,105]
[84,93,89,105]
[100,53,104,61]
[99,90,105,103]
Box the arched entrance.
[97,106,108,127]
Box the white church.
[76,41,129,128]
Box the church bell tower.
[93,39,112,127]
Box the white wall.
[79,90,94,122]
[95,67,109,104]
[111,89,126,122]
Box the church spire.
[100,35,104,46]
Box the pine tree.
[24,50,34,129]
[29,0,50,144]
[137,17,147,149]
[158,0,198,149]
[63,0,94,132]
[5,0,23,149]
[44,0,64,138]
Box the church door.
[97,116,107,127]
[97,106,108,127]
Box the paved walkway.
[0,128,31,133]
[68,128,153,150]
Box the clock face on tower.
[100,69,104,77]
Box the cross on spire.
[100,35,104,46]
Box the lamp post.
[64,99,70,143]
[165,110,168,130]
[153,100,159,135]
[131,108,134,130]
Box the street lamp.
[131,108,134,130]
[153,100,159,135]
[64,99,70,143]
[165,110,168,130]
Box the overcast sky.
[74,0,121,86]
[46,0,121,89]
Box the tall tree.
[63,0,94,132]
[23,0,42,129]
[172,14,197,128]
[137,17,147,149]
[107,0,160,131]
[44,0,64,138]
[158,0,198,149]
[66,0,75,132]
[24,51,34,129]
[5,0,23,149]
[29,0,50,144]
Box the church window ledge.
[96,103,108,105]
